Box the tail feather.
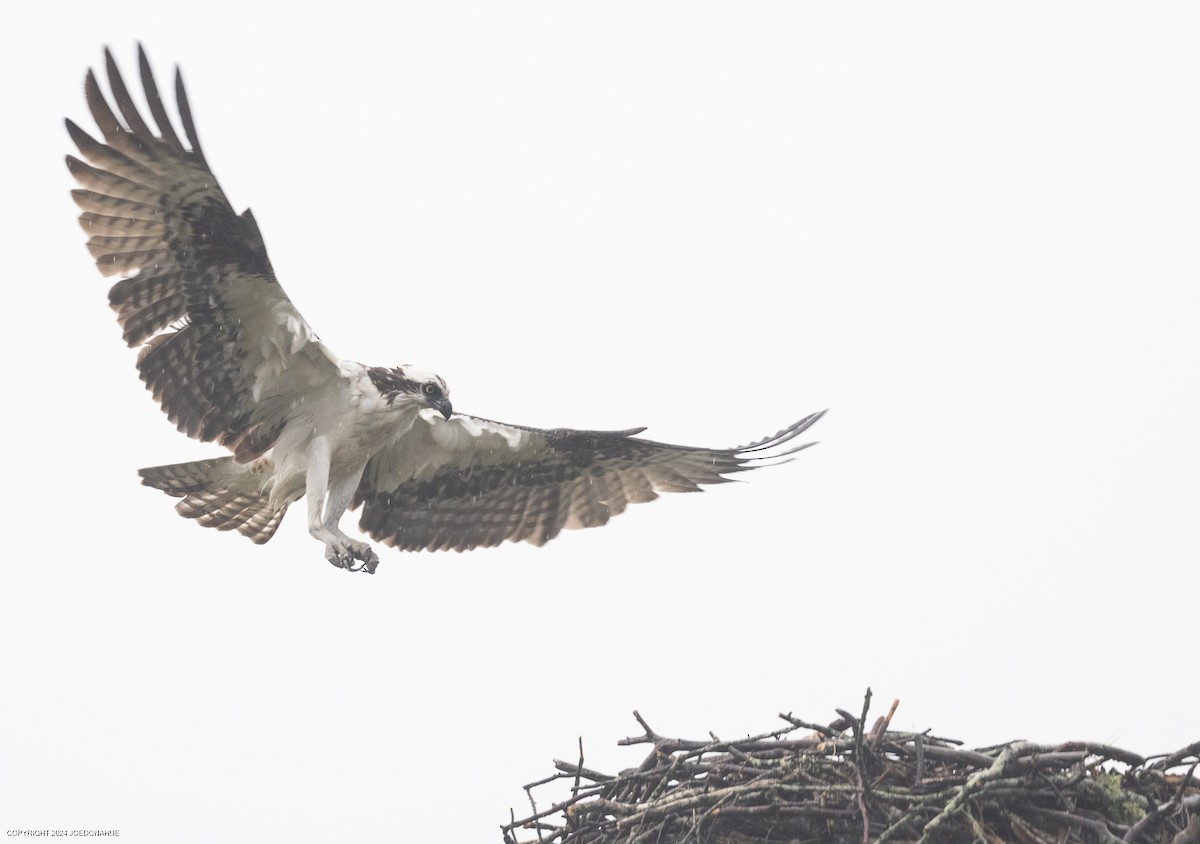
[138,457,230,496]
[139,457,286,545]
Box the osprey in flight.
[67,46,824,573]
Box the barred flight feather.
[355,411,824,552]
[67,45,339,464]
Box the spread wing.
[354,410,825,552]
[66,45,340,462]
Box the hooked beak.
[429,397,453,420]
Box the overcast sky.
[2,3,1197,842]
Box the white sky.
[2,3,1198,842]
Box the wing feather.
[104,48,156,141]
[108,270,187,345]
[71,189,160,220]
[505,484,538,547]
[356,410,825,552]
[174,66,208,166]
[64,120,159,184]
[79,213,167,237]
[65,156,159,203]
[68,45,339,460]
[84,69,155,160]
[136,47,185,152]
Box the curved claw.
[352,542,380,575]
[326,545,354,570]
[324,539,380,574]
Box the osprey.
[67,46,824,574]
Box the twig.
[853,688,874,844]
[1023,806,1125,844]
[914,733,926,785]
[870,698,900,751]
[779,711,841,739]
[917,742,1024,843]
[1153,741,1200,772]
[572,738,585,802]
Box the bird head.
[367,365,453,419]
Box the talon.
[347,541,379,574]
[325,541,357,570]
[323,539,378,573]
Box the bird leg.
[306,437,378,574]
[323,467,378,574]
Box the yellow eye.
[423,383,437,396]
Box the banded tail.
[139,457,287,544]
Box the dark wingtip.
[104,45,154,140]
[174,64,207,164]
[82,67,107,115]
[102,47,120,88]
[136,41,184,151]
[735,409,827,453]
[63,118,90,150]
[83,68,102,106]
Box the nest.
[503,691,1200,844]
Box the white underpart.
[428,411,525,451]
[263,362,426,530]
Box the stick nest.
[503,690,1200,844]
